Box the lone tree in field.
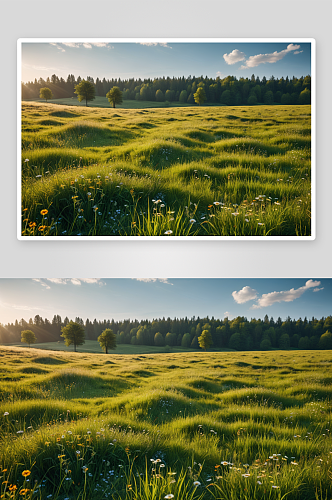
[74,80,95,106]
[61,321,85,352]
[106,87,123,108]
[198,329,213,351]
[21,330,37,348]
[97,328,117,354]
[194,87,206,106]
[39,87,53,103]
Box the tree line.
[2,314,331,351]
[22,72,311,106]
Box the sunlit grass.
[21,102,312,236]
[0,347,330,499]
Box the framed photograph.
[0,277,330,499]
[18,38,315,239]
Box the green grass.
[0,347,330,499]
[6,340,233,355]
[21,102,312,237]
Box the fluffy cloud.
[138,42,172,49]
[294,50,303,55]
[313,287,324,292]
[252,279,320,309]
[223,49,246,65]
[133,278,173,285]
[33,278,104,287]
[50,43,65,52]
[240,43,301,69]
[232,286,258,304]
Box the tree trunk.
[113,102,115,108]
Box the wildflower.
[24,159,29,162]
[193,481,201,487]
[242,473,250,477]
[19,489,29,495]
[3,412,9,416]
[29,222,36,228]
[22,471,31,477]
[221,461,229,466]
[36,175,42,178]
[164,495,174,499]
[9,485,17,491]
[231,212,239,216]
[257,480,262,485]
[272,485,280,489]
[38,225,46,231]
[164,230,173,235]
[17,430,24,434]
[72,196,78,200]
[189,219,196,223]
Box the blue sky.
[21,41,312,83]
[0,278,329,325]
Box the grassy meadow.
[21,101,311,237]
[0,347,330,499]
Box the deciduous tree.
[106,87,123,108]
[39,87,53,102]
[98,328,116,354]
[74,80,95,106]
[194,87,206,106]
[21,330,36,347]
[198,329,213,351]
[61,321,85,352]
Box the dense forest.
[1,314,331,350]
[21,73,311,106]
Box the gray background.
[1,0,330,279]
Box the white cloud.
[0,299,47,313]
[22,63,60,73]
[313,287,324,292]
[32,279,50,289]
[46,278,68,285]
[216,71,224,78]
[83,43,92,49]
[252,279,321,309]
[70,278,82,286]
[232,286,258,304]
[294,50,303,55]
[133,278,173,285]
[240,43,301,69]
[34,278,104,287]
[50,43,65,52]
[223,49,246,65]
[138,42,172,49]
[62,42,80,48]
